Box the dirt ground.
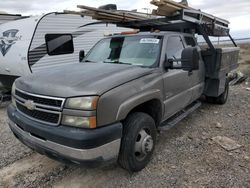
[238,43,250,77]
[0,44,249,188]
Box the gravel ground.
[0,84,249,188]
[0,104,32,169]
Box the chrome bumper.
[9,120,121,162]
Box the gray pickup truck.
[8,28,239,172]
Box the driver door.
[162,35,192,119]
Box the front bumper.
[8,105,122,164]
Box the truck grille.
[15,90,62,107]
[15,89,65,126]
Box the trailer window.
[45,34,74,56]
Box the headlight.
[11,82,16,107]
[65,96,98,110]
[62,115,96,129]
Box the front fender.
[116,89,163,121]
[96,71,164,127]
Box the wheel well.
[128,99,162,127]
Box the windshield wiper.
[103,60,132,65]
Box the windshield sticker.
[140,38,160,44]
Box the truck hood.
[16,63,154,98]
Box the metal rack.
[114,8,237,51]
[68,3,237,51]
[75,6,237,51]
[117,9,230,36]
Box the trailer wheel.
[118,112,156,172]
[206,78,229,105]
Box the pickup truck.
[8,31,239,172]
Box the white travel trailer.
[0,12,131,95]
[0,13,25,25]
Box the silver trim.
[15,95,62,111]
[9,120,121,161]
[16,100,62,126]
[14,88,65,126]
[15,88,65,109]
[16,100,61,115]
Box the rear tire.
[215,79,229,105]
[118,112,156,172]
[206,78,229,105]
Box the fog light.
[62,115,96,129]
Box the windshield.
[83,35,162,67]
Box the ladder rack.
[116,9,230,37]
[72,3,231,37]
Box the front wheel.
[118,112,156,172]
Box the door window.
[166,36,184,60]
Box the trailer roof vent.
[98,4,117,11]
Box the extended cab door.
[162,35,192,119]
[183,36,205,102]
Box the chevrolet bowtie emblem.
[24,100,36,111]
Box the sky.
[1,0,250,38]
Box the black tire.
[206,78,229,105]
[215,78,229,105]
[206,96,216,104]
[118,112,157,172]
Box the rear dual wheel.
[118,112,156,172]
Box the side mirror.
[164,55,173,70]
[164,47,199,71]
[79,50,85,62]
[181,47,199,72]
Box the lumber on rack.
[151,0,193,16]
[161,0,193,9]
[75,5,147,22]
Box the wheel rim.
[134,128,154,161]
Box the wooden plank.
[161,0,193,10]
[95,12,136,21]
[77,5,146,20]
[151,0,182,15]
[66,7,146,23]
[152,0,181,11]
[159,4,181,12]
[155,7,178,16]
[151,0,196,16]
[152,9,173,16]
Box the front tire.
[118,112,156,172]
